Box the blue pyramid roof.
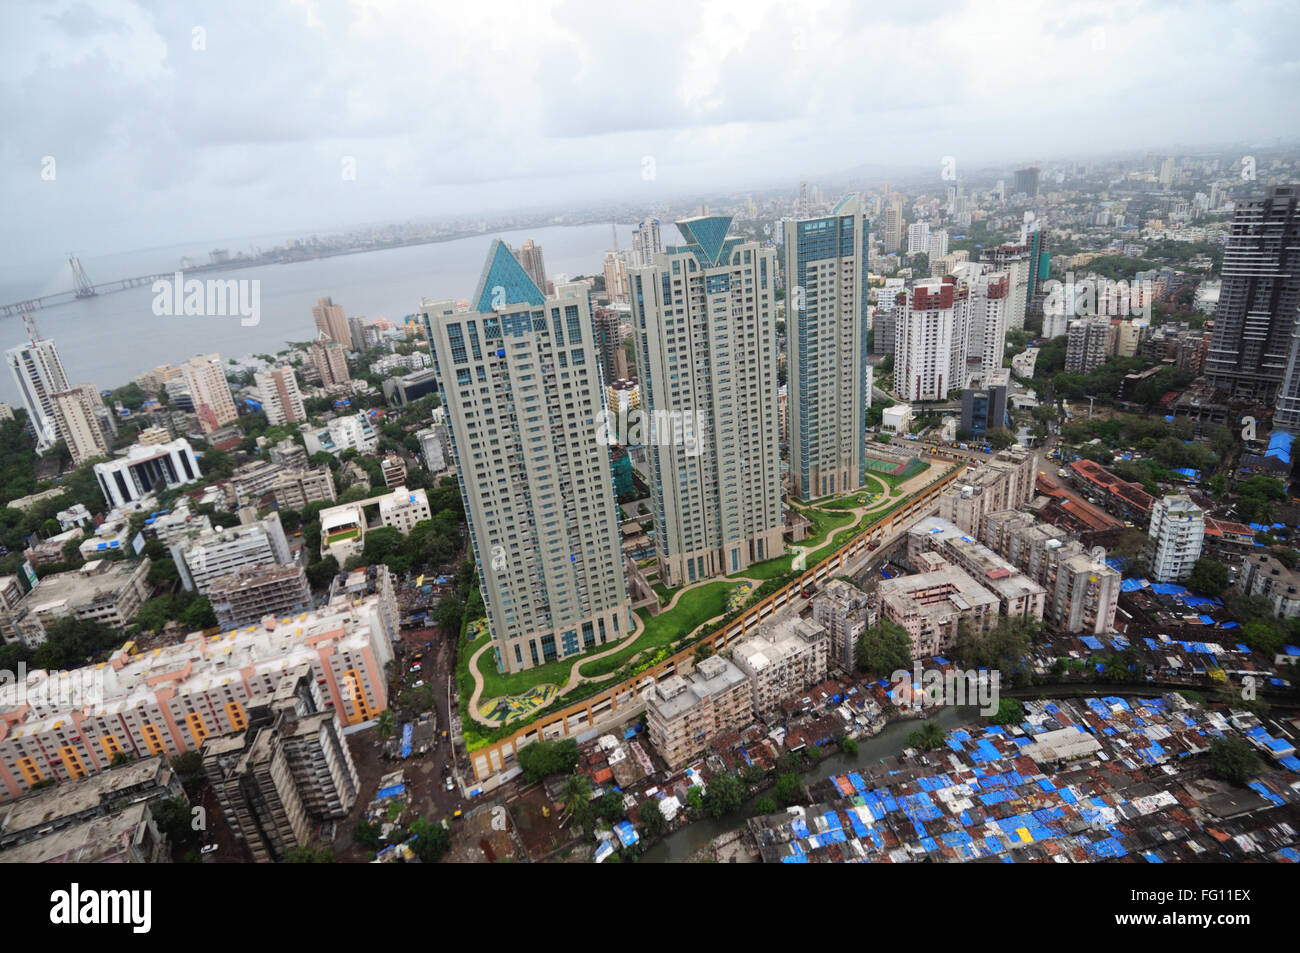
[676,216,733,267]
[472,239,545,312]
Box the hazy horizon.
[4,0,1300,275]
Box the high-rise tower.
[629,216,783,586]
[784,195,871,499]
[422,241,630,673]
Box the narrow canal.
[641,705,980,862]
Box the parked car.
[445,776,455,792]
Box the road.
[391,624,468,817]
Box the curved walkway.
[465,573,766,727]
[465,459,954,728]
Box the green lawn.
[577,580,735,679]
[652,582,679,605]
[471,635,577,700]
[818,474,889,509]
[731,553,793,579]
[726,506,853,581]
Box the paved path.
[464,460,961,728]
[465,573,765,727]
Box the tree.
[1188,557,1229,598]
[376,709,396,742]
[753,795,778,816]
[562,775,596,832]
[306,555,340,589]
[517,738,580,783]
[1240,619,1284,656]
[773,772,802,806]
[989,697,1025,726]
[985,426,1016,450]
[597,789,624,822]
[841,736,859,756]
[952,614,1037,674]
[1207,737,1261,786]
[855,620,913,676]
[409,816,451,862]
[906,720,946,751]
[703,772,744,819]
[685,786,704,812]
[353,818,383,852]
[171,751,203,778]
[640,798,666,837]
[151,797,199,852]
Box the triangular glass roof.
[472,239,545,312]
[675,216,734,267]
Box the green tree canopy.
[855,620,913,676]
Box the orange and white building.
[0,589,396,801]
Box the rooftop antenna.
[21,311,42,346]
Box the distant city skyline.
[5,0,1300,271]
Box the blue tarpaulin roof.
[1265,430,1293,464]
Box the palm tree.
[562,775,595,832]
[376,709,396,743]
[909,720,946,751]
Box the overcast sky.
[3,0,1298,269]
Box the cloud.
[0,0,1297,268]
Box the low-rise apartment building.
[876,559,1000,658]
[731,617,829,716]
[645,656,752,768]
[1237,553,1300,618]
[813,579,874,671]
[12,559,153,647]
[0,586,395,800]
[206,564,314,631]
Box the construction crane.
[68,255,97,299]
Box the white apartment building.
[963,267,1011,386]
[12,559,153,647]
[299,413,377,457]
[630,216,784,585]
[813,579,873,671]
[255,366,306,426]
[784,195,871,500]
[93,438,202,509]
[421,241,631,673]
[1065,317,1111,375]
[632,218,663,267]
[1148,495,1205,583]
[5,338,70,453]
[896,279,969,402]
[907,220,930,255]
[376,486,429,534]
[927,229,949,261]
[981,244,1032,331]
[170,513,292,595]
[416,426,449,474]
[181,353,239,434]
[51,384,110,466]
